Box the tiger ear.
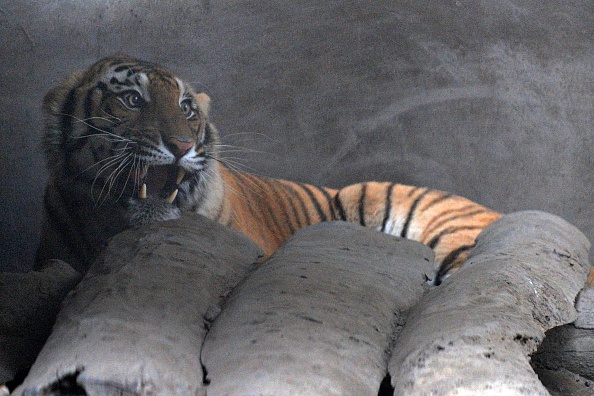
[43,70,85,119]
[42,70,85,172]
[194,93,211,119]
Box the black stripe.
[358,183,367,226]
[112,61,138,77]
[297,183,327,222]
[59,87,77,141]
[278,182,306,229]
[63,137,89,178]
[43,186,88,266]
[114,64,133,73]
[265,179,297,234]
[83,87,96,125]
[282,182,312,226]
[246,174,288,239]
[425,207,489,238]
[203,124,212,145]
[421,192,452,211]
[427,225,485,249]
[230,171,260,221]
[407,186,420,197]
[313,186,335,220]
[434,243,476,285]
[380,183,395,232]
[96,81,108,92]
[400,188,430,238]
[440,208,489,222]
[333,193,347,221]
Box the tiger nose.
[167,136,195,157]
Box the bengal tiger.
[36,53,503,285]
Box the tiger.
[36,53,503,285]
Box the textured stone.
[388,211,590,395]
[533,324,594,381]
[576,287,594,329]
[0,260,81,384]
[533,368,594,396]
[201,222,433,395]
[13,214,262,396]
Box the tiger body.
[37,54,501,283]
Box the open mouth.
[137,164,188,204]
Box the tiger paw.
[126,188,181,226]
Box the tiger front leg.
[126,191,182,227]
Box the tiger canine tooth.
[176,168,186,184]
[139,184,147,199]
[166,189,178,204]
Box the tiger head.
[42,54,221,226]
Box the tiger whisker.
[91,153,133,205]
[99,156,133,205]
[72,134,133,144]
[220,132,274,142]
[207,156,268,200]
[217,148,273,157]
[115,156,139,202]
[98,108,122,122]
[59,112,134,143]
[217,157,260,174]
[80,116,118,123]
[107,156,133,192]
[214,143,271,153]
[80,151,129,176]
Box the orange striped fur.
[212,168,501,282]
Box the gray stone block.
[13,214,262,396]
[533,324,594,382]
[0,260,81,384]
[388,211,590,395]
[576,287,594,329]
[201,222,433,395]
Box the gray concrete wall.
[1,0,592,272]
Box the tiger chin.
[36,53,502,284]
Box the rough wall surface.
[1,1,593,271]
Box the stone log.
[14,214,262,396]
[0,261,81,391]
[201,221,433,395]
[388,211,591,395]
[532,324,594,383]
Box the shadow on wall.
[0,0,593,271]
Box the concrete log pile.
[2,211,592,395]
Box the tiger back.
[214,170,501,283]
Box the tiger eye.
[181,100,194,118]
[129,93,141,106]
[119,91,143,109]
